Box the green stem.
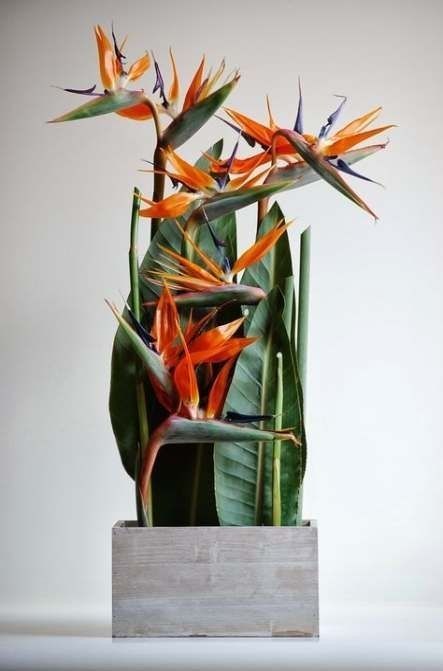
[283,276,294,337]
[254,444,265,525]
[130,188,152,526]
[272,352,283,526]
[256,197,269,234]
[254,335,272,525]
[296,226,311,525]
[189,444,204,525]
[150,143,166,240]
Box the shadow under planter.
[112,522,319,638]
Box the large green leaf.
[214,288,306,526]
[266,144,386,191]
[109,142,225,527]
[48,90,147,123]
[109,330,140,478]
[163,78,239,149]
[241,201,293,331]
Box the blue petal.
[293,76,303,134]
[126,306,157,350]
[56,84,99,96]
[111,23,126,66]
[319,95,347,138]
[215,115,257,147]
[328,157,383,186]
[225,411,274,423]
[219,132,242,189]
[152,53,169,108]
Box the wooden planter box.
[112,521,319,637]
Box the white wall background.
[1,0,442,618]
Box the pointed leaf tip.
[48,90,147,123]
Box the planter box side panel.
[112,524,319,638]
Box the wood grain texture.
[112,522,319,638]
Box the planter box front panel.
[112,522,319,637]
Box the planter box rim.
[113,519,317,529]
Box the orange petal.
[116,101,154,120]
[334,107,382,138]
[139,192,200,218]
[325,125,395,156]
[227,165,271,191]
[164,308,218,369]
[188,317,244,356]
[126,52,151,82]
[206,357,236,419]
[232,219,293,274]
[191,337,256,364]
[184,308,218,343]
[164,147,218,193]
[198,59,225,100]
[173,337,199,417]
[94,25,119,91]
[168,48,180,102]
[151,284,180,364]
[149,273,222,292]
[158,244,223,286]
[211,151,271,175]
[224,108,274,147]
[182,56,205,111]
[177,222,225,280]
[266,95,278,130]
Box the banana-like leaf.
[139,414,297,517]
[241,201,293,330]
[173,284,265,308]
[107,302,175,404]
[266,144,386,191]
[214,288,305,526]
[48,90,147,123]
[109,141,224,518]
[275,129,377,218]
[109,331,140,477]
[163,78,239,149]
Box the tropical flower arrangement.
[50,25,393,527]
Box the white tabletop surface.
[1,603,442,671]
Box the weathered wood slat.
[112,522,319,637]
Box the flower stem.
[296,225,311,525]
[256,197,269,234]
[139,95,165,242]
[150,143,166,240]
[130,187,152,526]
[272,352,283,526]
[189,444,204,526]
